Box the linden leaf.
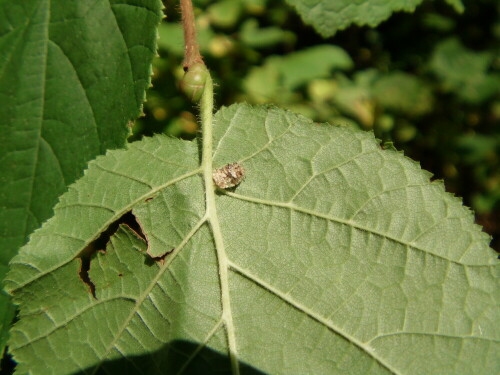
[6,104,499,374]
[0,0,163,353]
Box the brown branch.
[180,0,204,70]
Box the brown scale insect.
[212,162,245,189]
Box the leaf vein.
[227,260,399,374]
[288,149,380,203]
[22,0,51,250]
[176,319,224,375]
[236,111,297,165]
[47,38,101,149]
[224,191,493,267]
[8,168,201,292]
[89,217,208,374]
[12,296,137,351]
[108,0,139,104]
[92,163,153,188]
[129,143,192,168]
[368,331,500,344]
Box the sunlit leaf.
[244,45,352,102]
[7,104,499,374]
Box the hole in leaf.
[0,348,16,373]
[78,257,96,298]
[77,212,147,298]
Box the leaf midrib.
[23,0,50,253]
[201,77,241,375]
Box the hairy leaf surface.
[0,0,163,350]
[6,104,500,374]
[284,0,464,37]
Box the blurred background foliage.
[132,0,500,251]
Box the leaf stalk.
[180,0,204,70]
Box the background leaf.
[445,0,465,13]
[429,38,500,104]
[0,0,163,352]
[6,104,499,374]
[372,72,433,116]
[283,0,462,37]
[244,45,353,103]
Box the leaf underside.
[284,0,464,37]
[6,104,500,374]
[0,0,163,351]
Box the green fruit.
[180,63,209,102]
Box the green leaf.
[279,45,353,90]
[284,0,423,37]
[207,0,243,28]
[372,72,433,116]
[7,103,499,374]
[445,0,465,13]
[0,266,12,354]
[328,70,379,128]
[284,0,462,37]
[244,45,352,102]
[430,38,500,104]
[240,19,294,48]
[0,0,163,352]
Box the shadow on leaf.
[75,340,267,375]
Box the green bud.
[180,63,209,102]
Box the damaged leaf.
[0,0,164,354]
[6,104,500,374]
